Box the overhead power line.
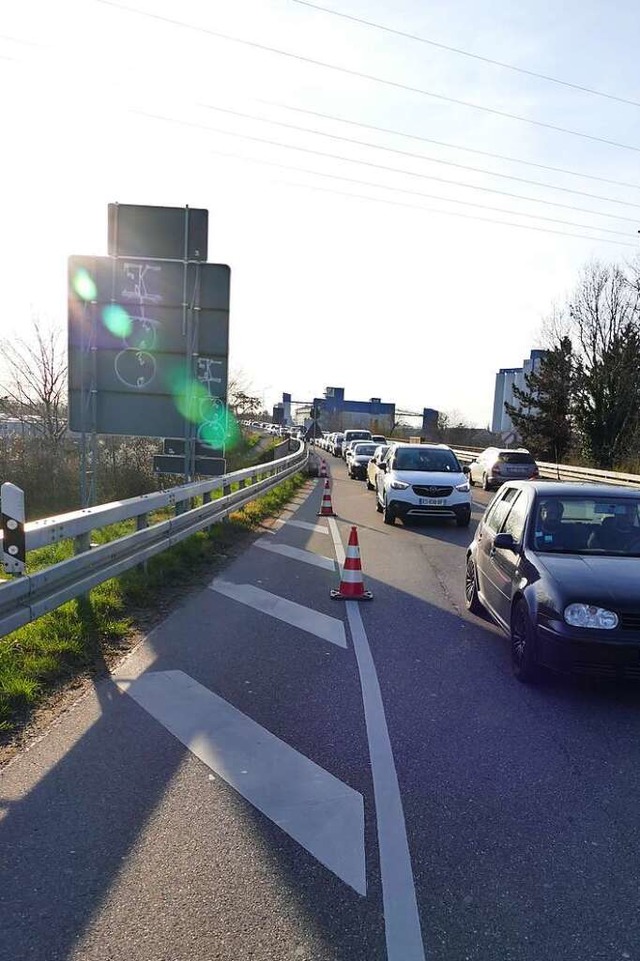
[259,100,640,192]
[198,144,635,239]
[281,180,639,248]
[97,0,640,154]
[199,102,640,210]
[292,0,640,110]
[132,108,640,225]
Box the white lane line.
[328,518,426,961]
[118,670,366,894]
[256,540,335,571]
[273,518,330,535]
[209,580,347,648]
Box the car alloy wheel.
[464,557,484,615]
[511,600,540,683]
[482,473,491,491]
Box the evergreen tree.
[504,337,574,462]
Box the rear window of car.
[353,444,377,455]
[346,431,371,440]
[498,452,535,464]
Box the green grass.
[0,471,307,734]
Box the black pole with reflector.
[1,482,26,575]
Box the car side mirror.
[493,532,518,552]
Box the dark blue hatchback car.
[465,481,640,682]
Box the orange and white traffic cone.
[331,526,373,600]
[320,459,328,479]
[317,479,337,517]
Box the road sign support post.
[79,301,99,509]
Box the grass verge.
[0,471,308,749]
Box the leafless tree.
[0,317,68,448]
[567,261,640,467]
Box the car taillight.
[491,466,501,475]
[532,467,539,477]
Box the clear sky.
[2,0,640,425]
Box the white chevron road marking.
[272,518,330,535]
[209,580,347,648]
[256,539,335,570]
[118,670,366,894]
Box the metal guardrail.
[452,449,640,489]
[0,441,308,640]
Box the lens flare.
[102,304,132,338]
[72,268,97,302]
[167,367,239,448]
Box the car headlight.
[455,482,470,492]
[564,604,618,629]
[390,480,410,490]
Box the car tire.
[511,600,540,684]
[482,473,491,491]
[464,557,484,615]
[456,511,471,527]
[383,498,395,525]
[366,477,374,490]
[376,492,383,513]
[469,472,475,487]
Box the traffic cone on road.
[331,526,373,600]
[317,479,337,517]
[320,459,328,479]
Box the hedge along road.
[1,459,640,961]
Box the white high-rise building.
[491,349,547,435]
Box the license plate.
[419,498,445,506]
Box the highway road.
[2,454,640,961]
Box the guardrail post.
[222,481,232,523]
[74,532,92,556]
[136,512,149,574]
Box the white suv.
[376,443,472,527]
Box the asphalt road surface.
[2,454,640,961]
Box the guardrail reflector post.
[1,482,26,575]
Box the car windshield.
[394,449,460,472]
[531,496,640,555]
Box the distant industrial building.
[0,415,42,438]
[491,349,547,435]
[273,388,439,438]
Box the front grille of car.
[412,485,453,497]
[571,660,640,680]
[618,612,640,631]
